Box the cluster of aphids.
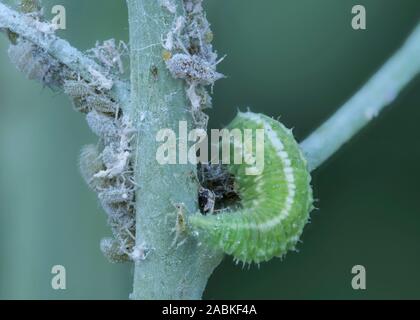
[5,1,138,263]
[162,1,232,214]
[6,1,65,88]
[69,82,137,263]
[163,0,225,128]
[8,39,65,88]
[66,40,137,263]
[197,164,240,215]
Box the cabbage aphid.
[79,144,105,191]
[100,237,130,263]
[189,112,314,264]
[98,185,134,204]
[165,53,224,86]
[86,110,119,138]
[63,80,95,98]
[8,40,62,87]
[85,95,118,114]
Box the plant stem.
[300,23,420,172]
[126,0,222,300]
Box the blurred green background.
[0,0,419,299]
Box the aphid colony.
[4,0,317,267]
[8,39,64,87]
[5,2,137,262]
[66,41,136,263]
[78,111,137,263]
[163,0,224,128]
[6,1,65,88]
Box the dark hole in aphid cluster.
[197,163,241,215]
[188,40,201,55]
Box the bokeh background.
[0,0,419,299]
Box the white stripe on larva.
[225,112,297,231]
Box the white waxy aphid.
[98,185,134,204]
[87,66,113,91]
[86,110,119,138]
[63,80,95,98]
[100,237,129,263]
[88,39,127,74]
[79,144,105,191]
[160,0,177,14]
[100,144,120,169]
[8,40,61,87]
[100,200,126,219]
[186,83,212,111]
[166,53,224,86]
[95,145,130,179]
[163,16,186,51]
[64,80,118,114]
[85,94,118,114]
[129,243,149,262]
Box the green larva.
[189,111,313,264]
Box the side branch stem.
[301,23,420,171]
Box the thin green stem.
[300,23,420,171]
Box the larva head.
[190,111,313,264]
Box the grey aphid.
[63,80,95,99]
[98,186,134,204]
[85,94,118,114]
[88,39,127,74]
[166,53,224,85]
[8,40,62,87]
[70,97,90,113]
[95,145,130,179]
[79,144,105,191]
[100,237,129,263]
[100,200,129,219]
[86,110,119,138]
[101,144,119,169]
[64,81,117,114]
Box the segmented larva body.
[189,112,313,264]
